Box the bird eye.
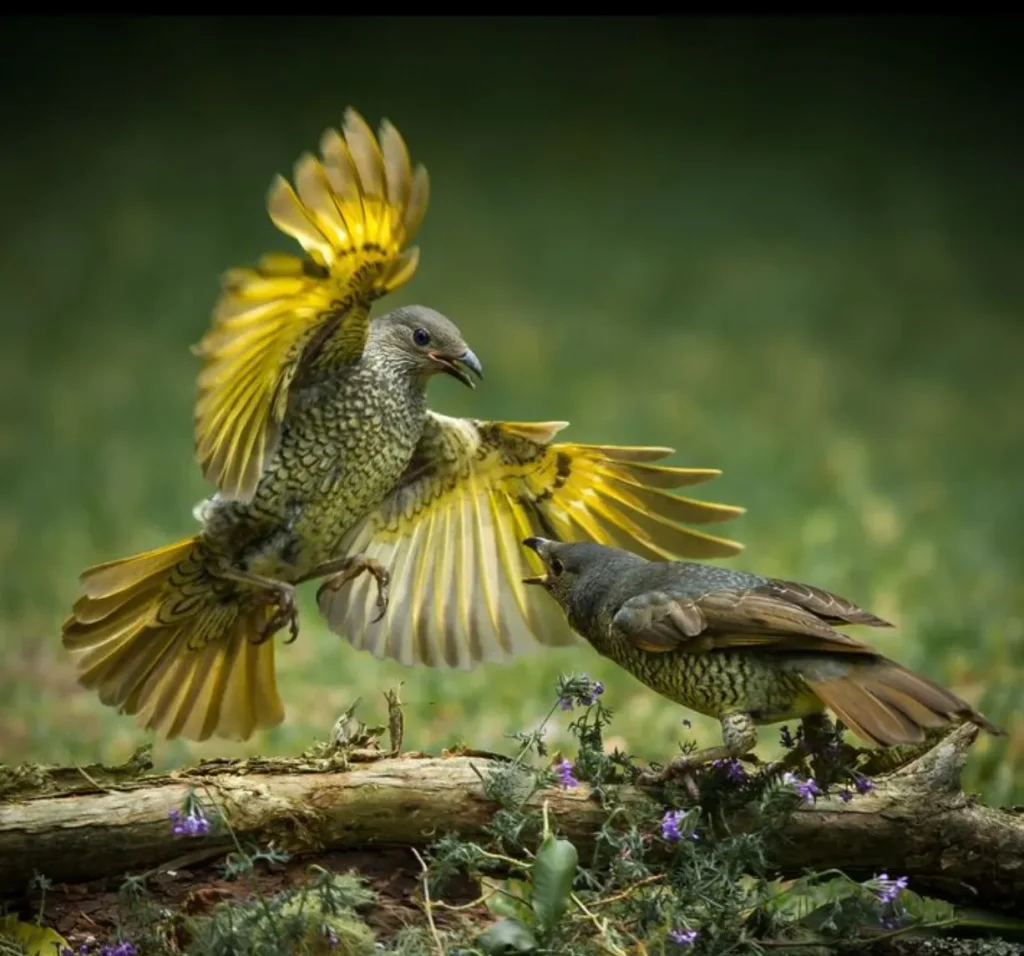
[550,557,564,576]
[413,328,431,347]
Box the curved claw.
[371,570,391,624]
[257,585,299,644]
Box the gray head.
[373,304,484,388]
[521,536,643,610]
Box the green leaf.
[483,877,535,925]
[530,834,579,937]
[0,915,70,956]
[477,917,539,955]
[900,890,956,927]
[941,905,1024,941]
[762,875,860,925]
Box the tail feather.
[63,536,284,742]
[78,540,192,598]
[803,657,1005,747]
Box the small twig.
[384,682,405,756]
[431,885,500,912]
[73,763,114,794]
[477,847,535,868]
[571,891,629,956]
[412,848,445,956]
[587,873,663,908]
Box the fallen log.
[1,724,1021,911]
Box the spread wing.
[612,580,891,655]
[318,412,746,668]
[193,107,429,501]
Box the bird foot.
[258,583,300,644]
[316,555,391,623]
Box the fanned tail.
[62,537,283,742]
[802,656,1005,746]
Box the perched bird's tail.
[802,656,1005,746]
[62,537,284,742]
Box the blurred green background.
[1,17,1021,803]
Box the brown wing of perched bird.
[192,108,429,502]
[611,577,1004,744]
[317,411,746,668]
[613,585,888,654]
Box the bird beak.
[522,536,551,585]
[429,348,484,388]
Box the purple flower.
[797,778,821,802]
[669,928,699,946]
[874,873,909,905]
[324,926,339,948]
[853,773,875,794]
[169,805,211,837]
[838,788,853,803]
[554,758,578,789]
[781,772,821,802]
[558,673,605,711]
[660,808,699,843]
[710,757,747,783]
[100,943,138,956]
[585,680,605,704]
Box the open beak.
[522,536,551,586]
[429,348,484,388]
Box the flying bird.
[62,109,745,742]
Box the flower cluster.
[669,928,699,946]
[557,672,605,711]
[660,809,699,844]
[169,804,211,837]
[709,757,747,784]
[554,757,579,789]
[872,872,909,929]
[61,941,138,956]
[781,772,821,803]
[838,773,875,802]
[874,873,908,905]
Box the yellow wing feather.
[193,107,430,501]
[318,412,746,668]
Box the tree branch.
[1,726,1020,910]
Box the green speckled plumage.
[593,636,823,724]
[199,324,428,584]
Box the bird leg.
[213,565,300,644]
[306,554,392,623]
[638,711,759,788]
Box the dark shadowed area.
[0,16,1021,804]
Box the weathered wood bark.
[1,725,1021,911]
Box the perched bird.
[522,537,1004,778]
[62,109,746,743]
